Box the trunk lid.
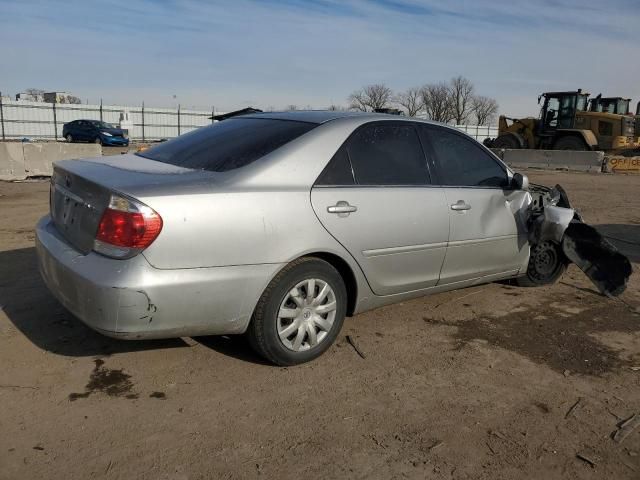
[49,154,213,254]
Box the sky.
[1,0,639,118]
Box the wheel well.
[304,252,358,316]
[554,133,590,149]
[496,132,525,148]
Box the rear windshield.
[136,118,317,172]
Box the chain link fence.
[0,94,497,143]
[0,96,218,141]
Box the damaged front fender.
[527,183,632,297]
[561,222,632,297]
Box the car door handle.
[327,201,357,216]
[450,200,471,211]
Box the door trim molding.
[363,242,447,258]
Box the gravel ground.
[0,171,639,480]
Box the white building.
[16,92,44,102]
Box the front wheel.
[493,134,521,149]
[516,241,567,287]
[553,136,588,151]
[247,257,347,365]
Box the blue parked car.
[62,120,129,146]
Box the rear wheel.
[492,134,521,149]
[94,137,103,145]
[65,134,73,143]
[247,257,347,366]
[554,136,588,151]
[516,241,566,287]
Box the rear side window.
[346,123,429,185]
[137,118,317,172]
[316,147,355,185]
[422,126,508,188]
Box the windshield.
[90,121,115,129]
[136,118,317,172]
[617,99,630,114]
[591,99,629,114]
[576,95,588,112]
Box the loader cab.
[589,96,631,115]
[539,90,589,133]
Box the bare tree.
[394,87,424,117]
[449,76,475,124]
[66,95,82,104]
[472,96,498,125]
[327,104,346,111]
[286,104,298,111]
[348,84,392,111]
[420,83,454,123]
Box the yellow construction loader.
[487,90,638,151]
[588,95,631,115]
[636,101,640,139]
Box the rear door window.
[345,123,430,185]
[137,118,316,172]
[421,126,508,188]
[315,146,355,186]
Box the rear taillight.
[93,194,162,259]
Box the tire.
[94,137,103,145]
[247,257,347,366]
[516,241,567,287]
[493,134,521,149]
[553,136,588,151]
[65,134,73,143]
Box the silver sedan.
[36,111,556,365]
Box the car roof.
[237,110,459,129]
[239,110,384,124]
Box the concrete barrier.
[603,156,640,173]
[501,149,604,173]
[23,143,101,176]
[0,143,26,181]
[0,142,101,180]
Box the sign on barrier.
[604,156,640,173]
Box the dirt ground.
[0,171,639,480]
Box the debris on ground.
[613,414,640,444]
[576,452,597,468]
[489,430,508,441]
[346,335,366,359]
[565,398,582,419]
[429,441,444,452]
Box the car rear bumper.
[35,215,282,339]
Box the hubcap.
[277,278,337,352]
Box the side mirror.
[512,172,529,190]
